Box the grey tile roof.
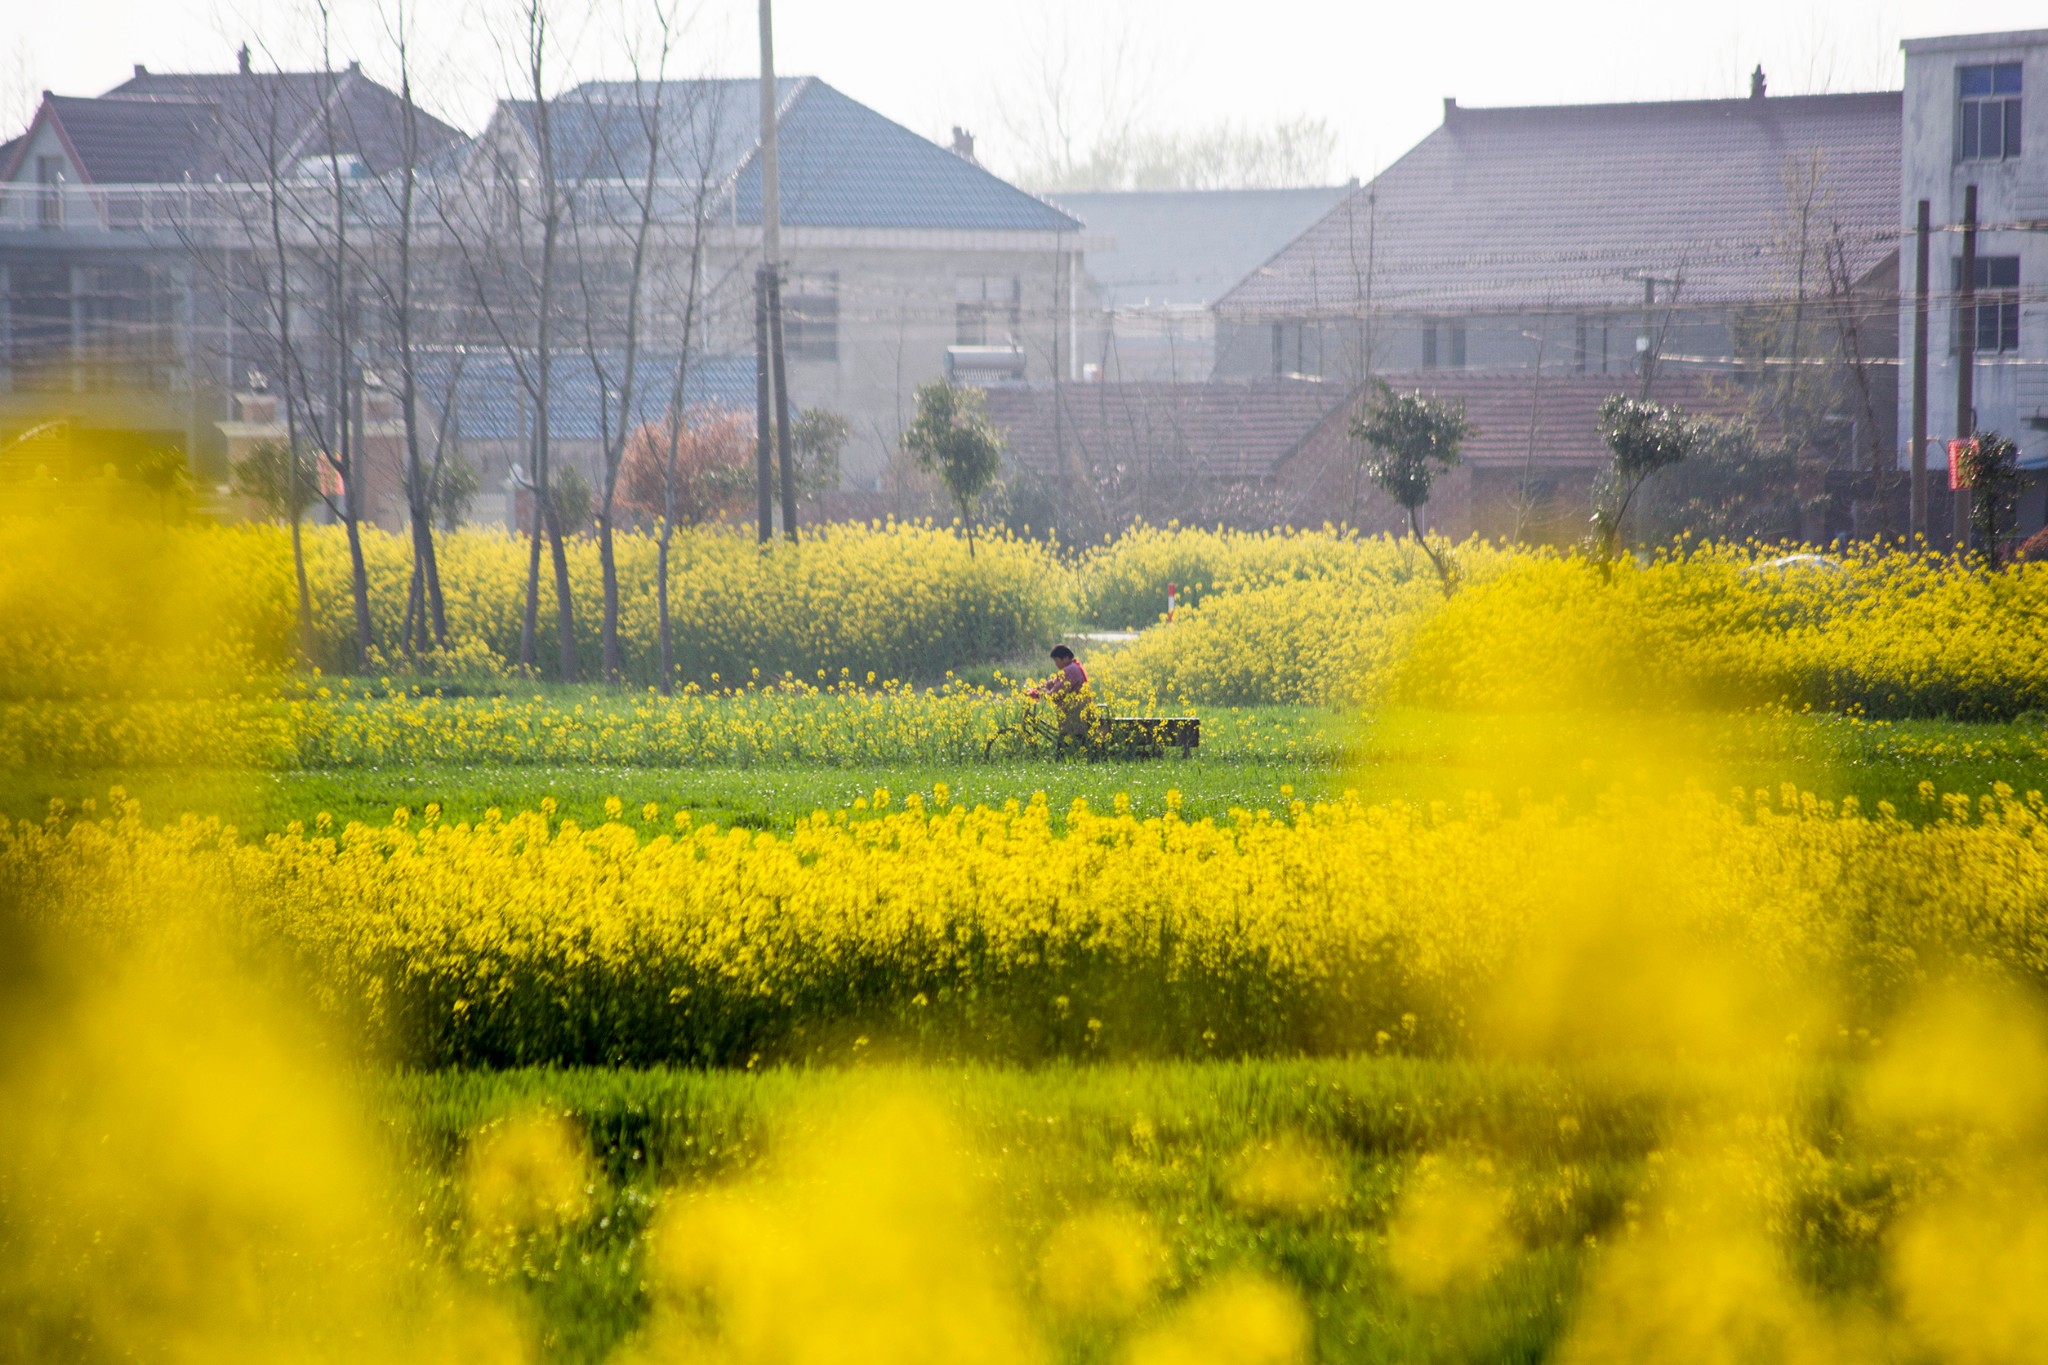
[416,350,758,443]
[1048,187,1352,308]
[8,68,465,186]
[982,378,1348,481]
[507,78,789,190]
[28,95,221,183]
[116,68,460,180]
[1220,92,1903,318]
[510,77,1078,233]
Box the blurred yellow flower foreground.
[11,511,2048,1364]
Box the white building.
[1901,28,2048,531]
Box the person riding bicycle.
[1027,644,1099,744]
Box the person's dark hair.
[1050,645,1075,662]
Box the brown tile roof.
[33,95,221,183]
[981,378,1350,482]
[1221,92,1901,319]
[1303,369,1783,472]
[96,67,462,181]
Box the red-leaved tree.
[619,406,753,690]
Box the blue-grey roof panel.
[418,350,757,443]
[732,81,1078,231]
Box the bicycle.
[981,698,1099,762]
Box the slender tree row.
[201,0,755,683]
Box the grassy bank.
[383,1056,1676,1364]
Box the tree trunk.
[657,521,675,695]
[345,507,374,664]
[1409,503,1455,598]
[547,499,576,682]
[599,513,621,682]
[290,512,314,665]
[519,492,544,670]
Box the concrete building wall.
[1901,29,2048,476]
[680,234,1071,492]
[1215,310,1744,389]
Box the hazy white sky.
[5,0,2043,182]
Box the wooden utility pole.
[769,273,797,540]
[1954,184,1978,549]
[1910,199,1930,537]
[757,0,796,541]
[754,271,773,542]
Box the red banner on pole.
[1948,439,1975,491]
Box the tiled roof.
[1337,370,1785,469]
[509,77,1079,233]
[1048,187,1352,308]
[416,350,757,443]
[100,68,462,180]
[507,78,788,190]
[31,95,221,183]
[732,81,1078,231]
[982,378,1349,481]
[1220,92,1902,318]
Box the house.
[1900,28,2048,536]
[1216,85,1901,387]
[461,77,1082,500]
[1067,81,1912,542]
[1044,186,1352,383]
[983,83,1907,543]
[0,54,463,485]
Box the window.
[1449,322,1467,369]
[781,270,838,362]
[1958,63,2022,161]
[1421,322,1438,369]
[955,274,1020,346]
[1270,322,1312,376]
[35,155,65,229]
[1953,256,2021,354]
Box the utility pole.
[1954,184,1978,550]
[1910,200,1930,537]
[754,268,772,541]
[758,0,796,541]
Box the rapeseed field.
[9,510,2048,1364]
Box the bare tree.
[444,0,576,679]
[380,0,450,653]
[309,3,377,665]
[645,83,726,693]
[193,42,320,664]
[1823,220,1893,536]
[566,7,691,683]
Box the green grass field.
[11,705,2045,835]
[386,1057,1683,1365]
[10,698,2041,1363]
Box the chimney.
[1750,65,1766,100]
[1443,96,1458,123]
[237,44,252,75]
[133,63,148,79]
[950,126,976,162]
